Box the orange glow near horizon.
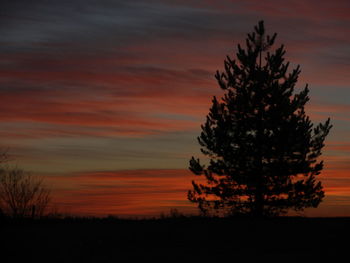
[44,169,198,217]
[43,167,350,218]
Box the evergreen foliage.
[188,21,332,217]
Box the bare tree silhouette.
[0,167,51,218]
[188,21,332,217]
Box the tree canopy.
[188,21,332,217]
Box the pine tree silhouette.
[188,21,332,217]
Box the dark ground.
[1,216,349,262]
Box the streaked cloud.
[44,168,350,217]
[0,0,349,216]
[45,169,197,217]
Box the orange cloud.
[42,167,350,217]
[45,169,198,217]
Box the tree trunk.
[254,72,264,218]
[254,181,264,218]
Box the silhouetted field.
[1,216,348,262]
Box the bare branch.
[0,168,51,218]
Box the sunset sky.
[1,0,350,217]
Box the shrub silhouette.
[188,21,332,217]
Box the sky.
[1,0,350,217]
